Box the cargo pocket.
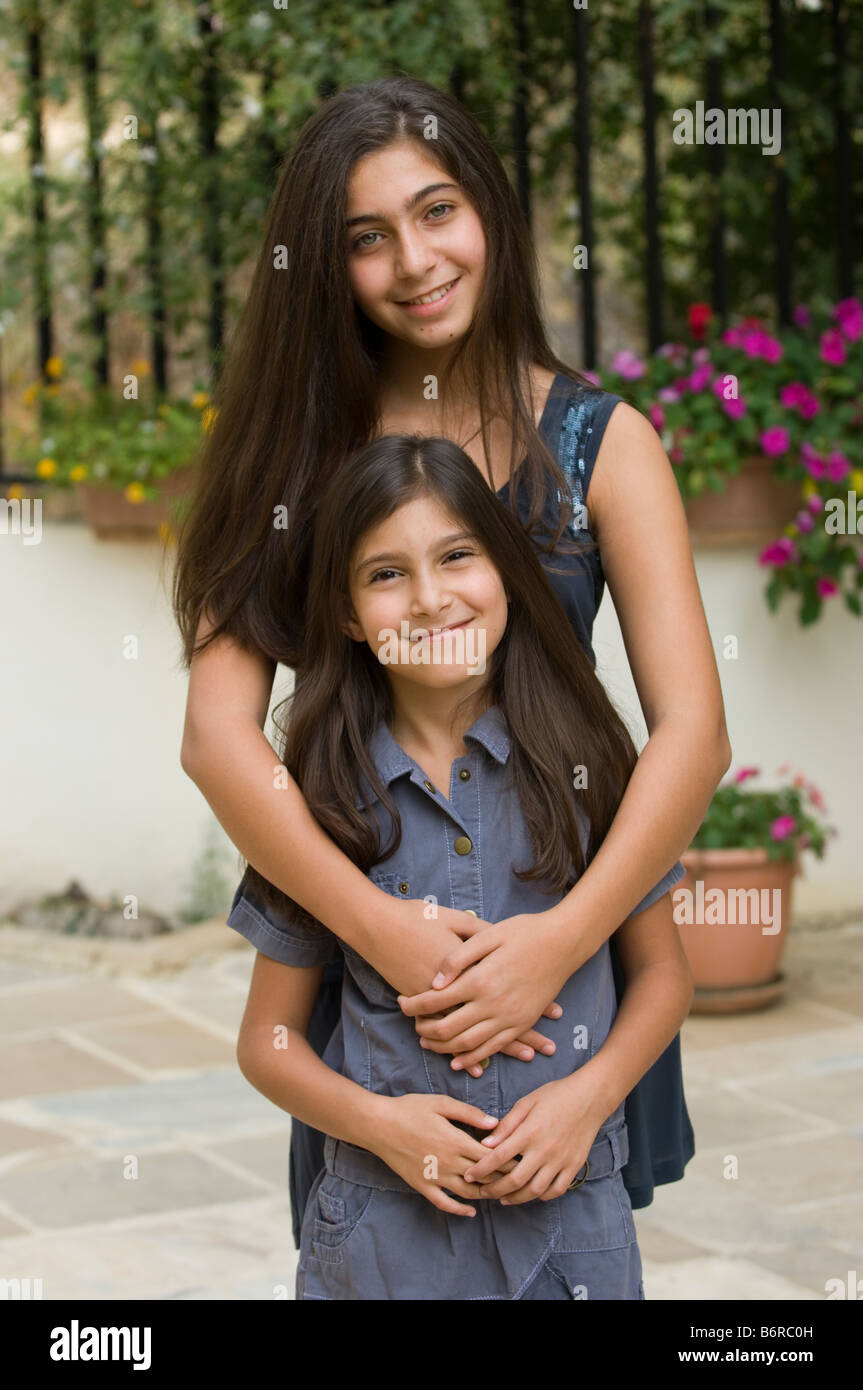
[309,1173,378,1266]
[556,1169,637,1253]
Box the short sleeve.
[226,878,340,967]
[625,860,686,917]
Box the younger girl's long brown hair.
[242,434,639,922]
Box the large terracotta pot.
[77,469,192,539]
[676,847,800,1013]
[684,455,802,547]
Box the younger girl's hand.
[398,912,574,1072]
[459,1076,606,1205]
[368,1094,517,1216]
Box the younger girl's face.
[343,494,509,692]
[345,139,486,350]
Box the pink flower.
[820,328,847,366]
[673,375,691,393]
[795,510,814,533]
[759,537,796,566]
[734,766,760,784]
[834,297,863,343]
[722,325,745,348]
[670,446,684,463]
[688,363,713,392]
[658,386,681,403]
[761,335,783,364]
[649,402,665,430]
[793,305,811,327]
[760,426,790,456]
[826,450,851,482]
[721,394,747,420]
[692,347,712,365]
[799,833,811,850]
[816,577,838,597]
[581,369,602,387]
[779,381,820,419]
[771,815,796,841]
[611,350,646,381]
[807,494,824,513]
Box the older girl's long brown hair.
[241,435,638,922]
[172,75,600,673]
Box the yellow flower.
[46,384,60,397]
[22,382,40,406]
[131,358,150,378]
[201,405,216,432]
[191,391,210,410]
[124,482,147,503]
[36,457,57,478]
[45,356,64,379]
[784,522,798,537]
[850,469,863,493]
[801,477,817,500]
[69,464,88,482]
[8,484,24,501]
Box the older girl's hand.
[398,912,575,1073]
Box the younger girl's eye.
[368,567,399,583]
[444,549,473,562]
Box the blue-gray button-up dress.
[228,702,685,1299]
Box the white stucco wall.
[1,516,858,923]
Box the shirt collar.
[355,704,510,809]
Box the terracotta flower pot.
[684,455,802,547]
[676,847,800,1013]
[77,469,192,539]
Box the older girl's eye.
[444,549,473,562]
[369,567,399,583]
[427,202,453,220]
[351,203,454,252]
[353,230,380,251]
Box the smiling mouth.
[410,618,472,642]
[398,277,460,306]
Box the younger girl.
[231,433,693,1301]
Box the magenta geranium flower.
[780,381,820,419]
[689,363,713,392]
[649,402,665,430]
[793,305,811,327]
[722,325,745,348]
[834,297,863,343]
[820,328,847,366]
[807,494,824,513]
[816,577,838,597]
[759,537,796,566]
[611,349,646,380]
[795,510,814,533]
[826,451,851,482]
[721,395,747,420]
[734,766,760,784]
[770,815,796,841]
[760,426,790,456]
[658,386,681,403]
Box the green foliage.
[692,765,835,864]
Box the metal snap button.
[423,779,435,793]
[459,768,471,780]
[479,1057,490,1071]
[398,881,410,894]
[454,835,472,854]
[464,909,477,916]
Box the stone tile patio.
[0,922,861,1300]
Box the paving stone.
[749,1235,863,1297]
[0,1116,68,1155]
[71,1016,236,1071]
[642,1255,820,1301]
[19,1070,286,1149]
[683,1084,817,1148]
[0,1037,139,1101]
[740,1063,863,1127]
[1,1149,264,1229]
[207,1129,293,1189]
[632,1219,712,1264]
[635,1170,829,1255]
[0,979,150,1035]
[677,1023,863,1087]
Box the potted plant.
[598,296,863,625]
[16,366,210,539]
[674,764,836,1014]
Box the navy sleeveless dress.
[227,373,695,1246]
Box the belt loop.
[608,1124,628,1172]
[323,1134,337,1169]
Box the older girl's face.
[345,139,486,349]
[343,494,509,692]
